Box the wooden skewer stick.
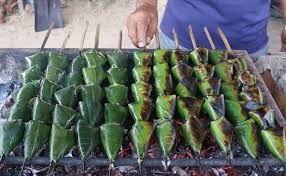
[118,30,123,49]
[94,24,101,49]
[217,27,232,52]
[188,25,197,50]
[172,28,179,50]
[204,26,216,50]
[40,21,55,51]
[60,31,72,53]
[155,28,160,49]
[80,21,89,54]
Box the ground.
[0,0,283,52]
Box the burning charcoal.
[84,50,106,67]
[153,63,173,96]
[198,78,221,97]
[210,117,233,154]
[129,120,153,159]
[132,66,152,83]
[76,119,99,159]
[176,96,203,122]
[170,50,188,66]
[128,99,153,121]
[105,84,128,105]
[69,55,86,73]
[16,80,40,103]
[154,49,168,65]
[25,52,47,71]
[0,119,25,159]
[100,123,123,162]
[131,82,152,102]
[82,66,106,85]
[80,84,104,103]
[261,128,286,162]
[21,65,42,85]
[156,120,176,158]
[202,95,225,121]
[54,85,77,108]
[79,101,102,127]
[234,119,260,159]
[133,51,152,67]
[240,86,263,104]
[39,79,60,104]
[48,52,69,70]
[238,71,256,86]
[208,50,227,65]
[180,116,206,154]
[171,63,193,82]
[49,124,76,163]
[107,49,128,68]
[104,103,128,125]
[45,65,65,84]
[107,66,128,85]
[214,62,234,82]
[52,104,78,129]
[32,97,53,123]
[232,58,247,76]
[175,77,197,97]
[155,95,176,120]
[220,81,240,101]
[248,106,276,129]
[225,99,248,125]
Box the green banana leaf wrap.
[170,50,188,66]
[9,99,30,122]
[198,78,221,97]
[45,65,65,83]
[261,128,286,162]
[171,63,193,83]
[25,52,47,71]
[155,95,176,120]
[189,48,208,66]
[69,56,86,73]
[156,120,176,158]
[24,121,51,160]
[76,119,99,159]
[153,63,173,96]
[105,84,128,105]
[82,66,106,85]
[65,56,86,87]
[16,80,40,103]
[210,117,233,154]
[54,85,77,108]
[220,81,240,101]
[176,96,203,122]
[107,49,128,68]
[180,116,206,154]
[238,71,256,87]
[21,65,42,85]
[131,82,152,102]
[193,65,210,81]
[128,99,153,121]
[232,58,247,76]
[225,99,248,125]
[80,84,104,103]
[100,123,123,161]
[49,124,75,163]
[79,100,102,127]
[52,104,79,129]
[84,50,107,67]
[234,119,260,159]
[208,50,227,65]
[32,97,53,123]
[107,66,128,85]
[104,103,128,125]
[0,120,25,159]
[202,95,225,121]
[175,77,197,97]
[249,106,276,129]
[129,120,153,158]
[66,72,84,87]
[133,51,152,66]
[48,52,69,70]
[214,62,234,82]
[240,86,264,104]
[153,49,168,65]
[39,79,60,103]
[132,66,152,83]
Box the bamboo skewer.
[155,28,160,49]
[40,21,55,51]
[188,25,197,50]
[204,26,216,50]
[172,28,179,50]
[60,31,72,53]
[79,21,89,54]
[118,30,123,50]
[217,27,232,52]
[94,24,101,49]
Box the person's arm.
[127,0,158,48]
[281,0,286,51]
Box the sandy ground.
[0,0,283,52]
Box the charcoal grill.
[0,48,285,170]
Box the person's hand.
[127,2,158,48]
[281,25,286,52]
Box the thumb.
[137,22,148,48]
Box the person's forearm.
[136,0,157,8]
[281,0,286,23]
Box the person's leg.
[160,32,188,50]
[249,44,269,61]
